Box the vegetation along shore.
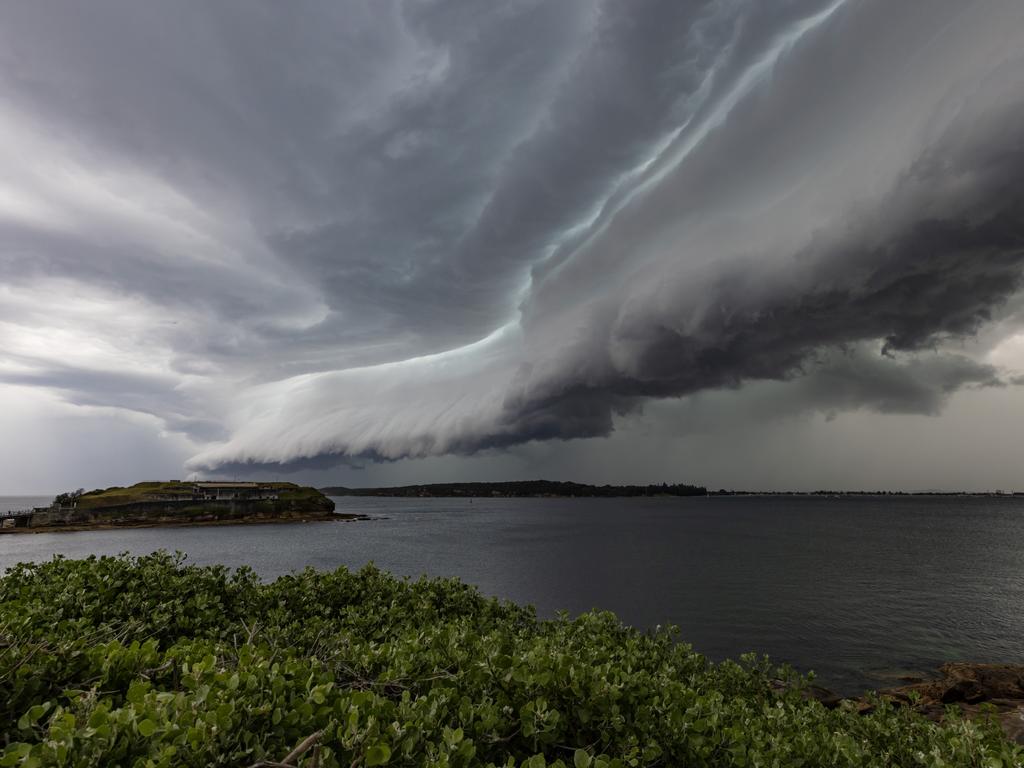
[0,553,1019,766]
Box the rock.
[897,675,926,684]
[943,663,1024,699]
[941,678,987,704]
[996,704,1024,745]
[803,684,844,709]
[779,663,1024,744]
[860,663,1024,745]
[769,679,844,709]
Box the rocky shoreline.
[0,511,371,534]
[800,663,1024,744]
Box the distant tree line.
[320,482,1022,498]
[321,480,708,498]
[707,489,1024,496]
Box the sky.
[2,0,1024,494]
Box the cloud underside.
[0,1,1022,474]
[190,90,1024,471]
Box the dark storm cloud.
[189,0,1024,471]
[442,1,824,315]
[0,0,1022,474]
[788,352,1005,418]
[468,93,1024,451]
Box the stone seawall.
[27,497,335,528]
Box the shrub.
[0,553,1019,767]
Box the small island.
[0,481,361,533]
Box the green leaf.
[574,749,592,768]
[138,719,157,737]
[17,703,51,731]
[365,744,392,766]
[126,680,148,704]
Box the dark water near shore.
[2,494,1023,694]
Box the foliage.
[0,553,1019,767]
[51,489,84,507]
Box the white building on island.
[191,482,279,501]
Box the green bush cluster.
[0,553,1018,767]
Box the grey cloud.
[189,0,1024,471]
[0,0,605,375]
[0,359,224,441]
[0,0,1022,478]
[487,99,1024,448]
[796,352,1004,418]
[664,348,1007,434]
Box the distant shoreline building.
[191,482,279,501]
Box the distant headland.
[0,481,360,533]
[321,480,708,498]
[320,480,1024,498]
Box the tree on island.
[52,488,84,507]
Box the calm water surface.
[2,494,1022,693]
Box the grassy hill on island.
[68,481,329,510]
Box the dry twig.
[245,729,323,768]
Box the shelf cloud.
[1,0,1023,478]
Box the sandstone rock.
[803,684,844,709]
[866,663,1024,745]
[941,678,987,704]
